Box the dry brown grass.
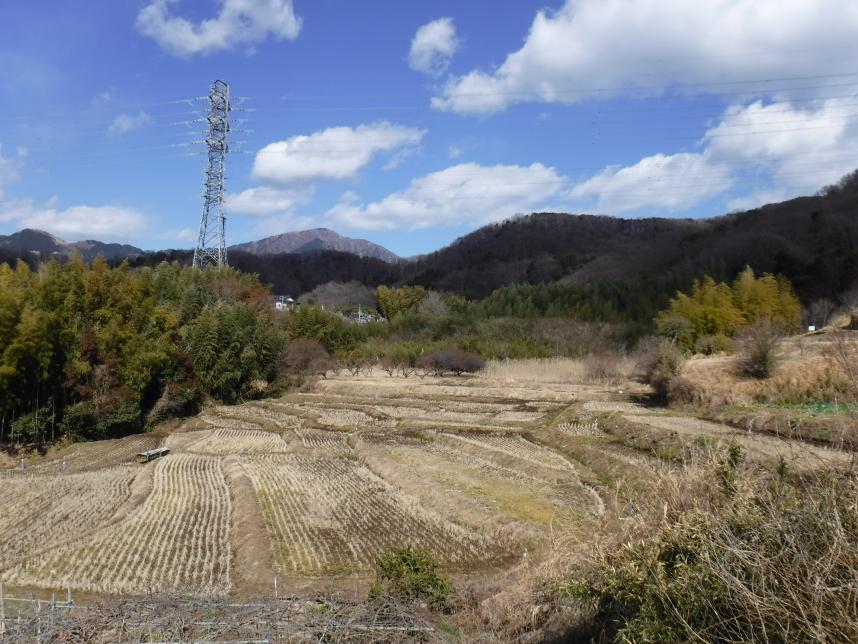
[682,354,853,407]
[483,354,637,386]
[568,464,858,643]
[456,438,858,642]
[482,358,588,383]
[674,334,858,449]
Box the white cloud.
[571,153,732,213]
[226,185,314,216]
[409,17,459,76]
[252,122,425,184]
[448,145,463,159]
[569,96,858,213]
[327,162,565,230]
[434,0,858,114]
[108,111,153,135]
[136,0,301,57]
[704,98,858,195]
[0,198,146,241]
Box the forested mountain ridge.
[400,177,858,301]
[5,174,858,305]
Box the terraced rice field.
[293,427,352,452]
[0,466,137,568]
[7,453,232,596]
[443,433,575,471]
[243,454,492,575]
[2,367,844,599]
[188,428,289,455]
[17,433,163,473]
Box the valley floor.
[0,364,851,639]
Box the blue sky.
[1,0,858,256]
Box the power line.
[237,70,858,101]
[0,97,199,123]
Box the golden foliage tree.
[656,268,801,351]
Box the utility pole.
[193,80,230,269]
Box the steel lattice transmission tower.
[193,80,231,269]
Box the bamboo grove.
[0,257,281,443]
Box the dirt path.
[222,455,276,598]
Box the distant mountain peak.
[230,228,399,263]
[0,228,143,261]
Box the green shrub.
[9,407,53,443]
[59,401,101,440]
[369,546,453,611]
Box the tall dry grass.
[482,354,636,385]
[681,353,854,408]
[461,449,858,643]
[574,465,858,643]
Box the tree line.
[0,257,280,443]
[0,249,815,447]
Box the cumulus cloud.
[108,111,153,135]
[226,185,314,216]
[434,0,858,114]
[571,153,732,213]
[409,17,459,76]
[0,198,146,241]
[136,0,302,57]
[570,96,858,213]
[327,162,565,230]
[252,122,425,184]
[704,99,858,196]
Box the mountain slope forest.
[130,171,858,315]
